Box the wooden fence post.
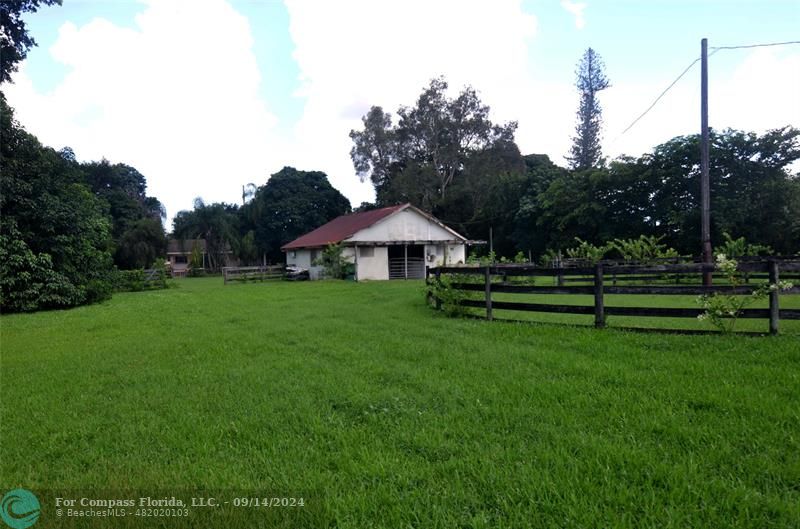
[769,260,779,335]
[485,266,493,321]
[594,263,605,328]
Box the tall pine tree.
[568,48,610,170]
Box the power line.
[613,56,701,141]
[710,40,800,51]
[612,39,799,142]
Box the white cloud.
[6,0,798,230]
[282,0,538,205]
[5,0,280,226]
[273,1,800,204]
[560,0,587,30]
[605,48,800,161]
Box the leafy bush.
[1,97,116,313]
[696,254,793,333]
[116,269,146,291]
[113,262,170,293]
[715,232,772,259]
[188,242,205,277]
[85,278,114,303]
[565,238,608,264]
[608,235,679,263]
[0,228,83,312]
[313,243,354,279]
[426,273,480,317]
[538,248,561,267]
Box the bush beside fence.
[114,267,169,292]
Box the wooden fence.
[426,260,800,335]
[223,265,284,284]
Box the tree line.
[1,94,168,311]
[176,70,799,273]
[348,54,800,259]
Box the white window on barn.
[359,247,374,258]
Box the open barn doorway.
[388,244,425,279]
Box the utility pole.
[700,38,712,286]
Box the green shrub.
[113,262,170,293]
[608,235,680,263]
[188,242,205,277]
[565,238,608,264]
[715,232,772,259]
[426,273,482,317]
[696,253,793,332]
[1,226,85,312]
[314,243,353,279]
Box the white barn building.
[282,203,473,280]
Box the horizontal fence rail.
[223,265,285,284]
[427,259,800,335]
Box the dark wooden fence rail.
[427,260,800,335]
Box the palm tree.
[172,198,239,272]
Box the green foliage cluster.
[82,160,166,270]
[1,87,165,312]
[715,232,773,259]
[174,167,351,268]
[313,243,355,279]
[1,94,117,312]
[0,222,84,312]
[426,273,479,317]
[188,242,205,277]
[352,75,800,259]
[696,254,793,333]
[523,128,800,257]
[173,199,238,272]
[540,235,692,267]
[607,235,680,263]
[565,238,608,264]
[242,167,352,263]
[0,1,62,83]
[113,262,169,292]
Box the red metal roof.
[281,204,408,250]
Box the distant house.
[166,239,236,276]
[166,239,206,276]
[281,203,475,280]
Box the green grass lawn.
[2,278,799,528]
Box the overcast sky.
[5,0,799,228]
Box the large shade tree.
[241,167,351,262]
[350,77,523,247]
[82,160,167,268]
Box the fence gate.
[388,244,426,279]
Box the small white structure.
[282,203,474,280]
